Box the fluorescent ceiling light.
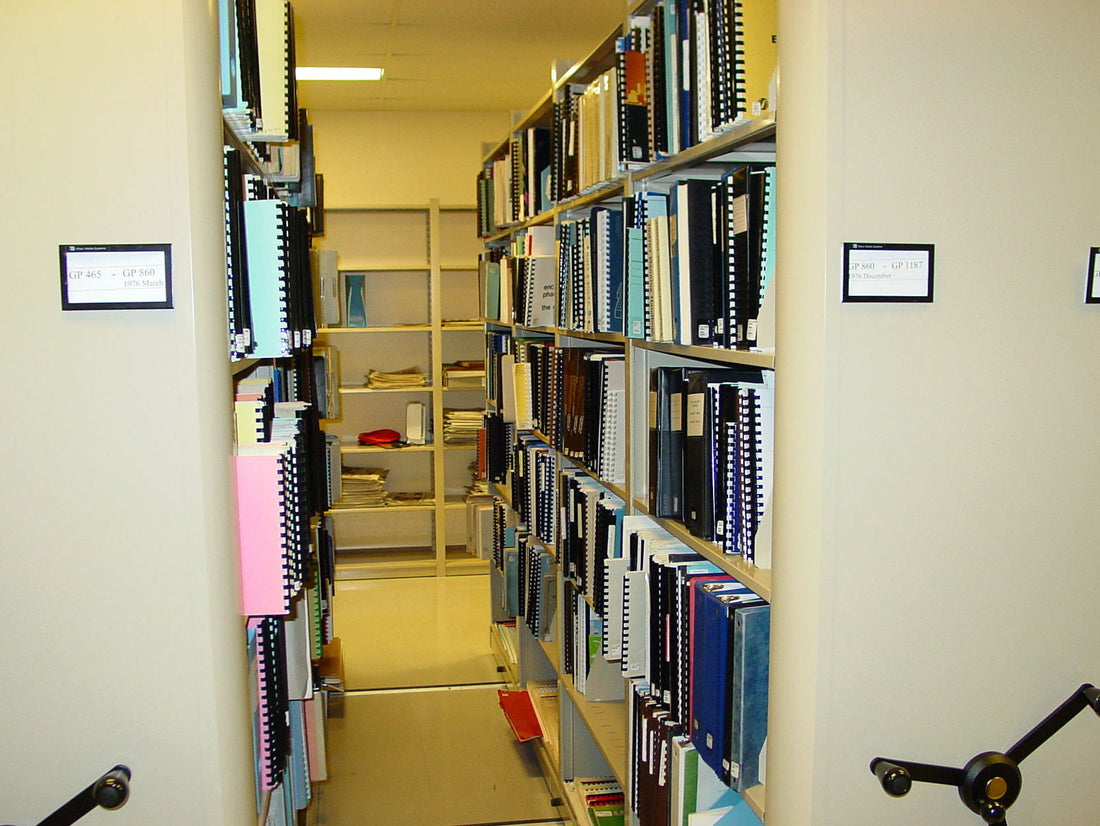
[296,67,384,81]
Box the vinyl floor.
[333,574,501,690]
[312,574,566,826]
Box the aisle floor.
[333,574,501,690]
[314,574,566,826]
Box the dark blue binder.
[689,580,764,781]
[596,206,625,335]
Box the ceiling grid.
[291,0,626,112]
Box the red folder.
[497,689,543,743]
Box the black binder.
[223,147,254,359]
[682,367,762,541]
[718,163,774,348]
[617,33,651,166]
[648,366,687,518]
[649,7,669,159]
[673,178,720,346]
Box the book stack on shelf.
[220,1,334,818]
[231,365,335,824]
[443,409,483,444]
[480,1,777,823]
[572,778,626,826]
[481,165,774,357]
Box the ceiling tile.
[291,0,625,112]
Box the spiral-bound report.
[252,0,294,142]
[248,615,289,790]
[243,199,293,357]
[235,447,292,616]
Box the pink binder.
[234,449,290,616]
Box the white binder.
[405,401,428,445]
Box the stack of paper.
[443,360,486,389]
[467,479,491,497]
[443,409,483,444]
[384,491,433,507]
[467,450,489,496]
[364,366,427,389]
[332,466,389,508]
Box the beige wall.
[1,1,253,823]
[771,1,1100,824]
[309,109,511,207]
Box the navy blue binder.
[689,580,764,781]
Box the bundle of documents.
[384,491,433,507]
[332,466,389,508]
[442,360,486,388]
[443,409,483,444]
[364,366,427,389]
[467,453,489,497]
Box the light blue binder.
[243,199,292,358]
[625,224,647,338]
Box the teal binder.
[344,273,366,327]
[625,222,646,338]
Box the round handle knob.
[93,766,130,811]
[872,759,912,797]
[980,801,1007,824]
